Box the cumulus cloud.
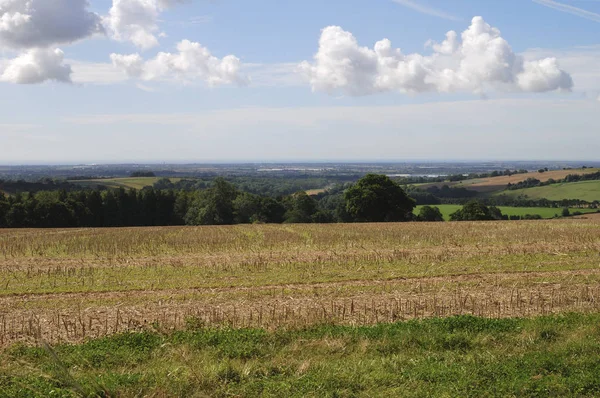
[105,0,186,50]
[0,48,71,84]
[110,40,247,86]
[300,17,573,96]
[0,0,103,49]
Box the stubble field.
[1,220,600,347]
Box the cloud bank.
[110,40,247,86]
[300,17,573,96]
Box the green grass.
[499,180,600,202]
[3,313,600,397]
[73,177,181,190]
[415,204,597,220]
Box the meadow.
[2,220,600,396]
[414,204,598,220]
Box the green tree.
[344,174,415,222]
[284,192,318,223]
[0,193,8,227]
[418,206,444,222]
[450,201,504,221]
[187,178,239,225]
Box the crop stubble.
[0,220,599,346]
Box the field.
[500,180,600,202]
[414,204,598,220]
[73,177,180,190]
[2,220,600,396]
[420,168,600,193]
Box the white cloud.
[111,40,247,86]
[518,58,573,92]
[300,17,574,96]
[105,0,186,50]
[0,0,103,49]
[522,46,600,92]
[0,48,71,84]
[392,0,460,21]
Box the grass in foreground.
[2,313,600,397]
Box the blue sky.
[1,0,599,163]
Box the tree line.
[0,175,416,228]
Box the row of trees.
[0,175,417,228]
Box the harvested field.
[1,220,600,347]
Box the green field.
[3,314,600,397]
[73,177,180,190]
[415,204,597,220]
[499,180,600,202]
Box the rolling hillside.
[420,168,599,194]
[499,180,600,202]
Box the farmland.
[415,204,598,220]
[73,177,180,190]
[418,168,600,194]
[500,180,600,202]
[2,220,600,346]
[2,220,600,396]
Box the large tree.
[449,200,504,221]
[344,174,416,222]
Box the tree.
[284,192,318,223]
[0,193,8,227]
[186,178,238,225]
[418,206,444,222]
[450,200,504,221]
[561,208,571,217]
[344,174,416,222]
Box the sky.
[1,0,600,164]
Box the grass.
[499,180,600,202]
[414,205,597,220]
[72,177,181,190]
[3,313,600,397]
